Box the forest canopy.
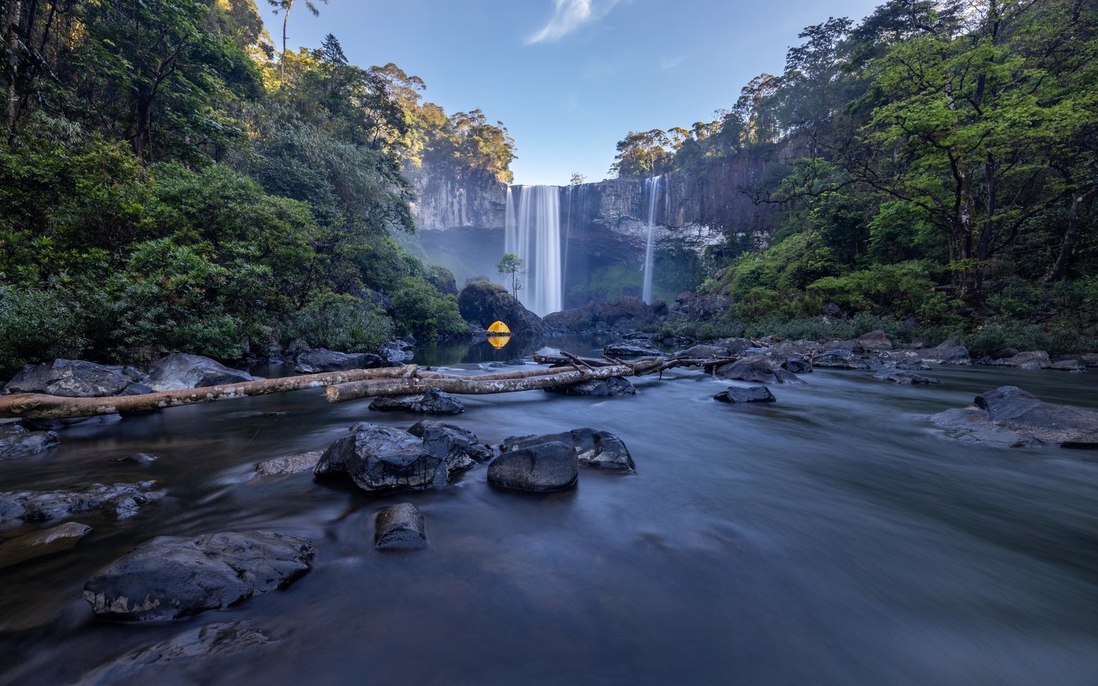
[0,0,515,371]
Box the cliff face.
[410,152,785,306]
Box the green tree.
[497,253,524,297]
[268,0,328,86]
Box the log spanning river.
[2,342,1098,685]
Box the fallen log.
[0,366,420,420]
[325,364,637,404]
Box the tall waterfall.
[642,175,663,304]
[505,186,562,317]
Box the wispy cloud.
[526,0,624,45]
[659,54,688,70]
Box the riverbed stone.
[987,351,1051,370]
[920,343,972,366]
[0,482,163,523]
[929,386,1098,447]
[6,360,142,398]
[501,428,635,472]
[544,376,636,397]
[1082,354,1098,368]
[252,451,324,479]
[113,453,158,465]
[143,354,254,392]
[0,424,60,460]
[1049,358,1087,372]
[83,531,314,622]
[856,330,893,352]
[716,356,803,384]
[0,522,92,570]
[368,388,465,415]
[314,424,449,492]
[375,503,428,550]
[488,441,579,492]
[294,348,383,374]
[781,356,812,374]
[813,350,872,370]
[409,420,492,471]
[714,386,777,403]
[874,370,942,385]
[604,343,661,358]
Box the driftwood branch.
[0,366,420,420]
[325,364,637,404]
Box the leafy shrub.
[390,277,467,339]
[282,291,394,352]
[0,285,88,373]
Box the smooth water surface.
[2,351,1097,686]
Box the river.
[2,342,1097,685]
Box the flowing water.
[642,176,662,305]
[2,351,1098,686]
[505,186,562,317]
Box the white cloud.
[659,54,688,70]
[526,0,623,45]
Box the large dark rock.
[874,370,941,385]
[409,420,492,472]
[856,330,893,352]
[675,344,730,359]
[314,424,449,492]
[0,522,92,570]
[251,451,324,479]
[6,360,142,397]
[714,386,776,403]
[488,441,579,492]
[457,281,548,336]
[294,349,383,374]
[1049,358,1087,372]
[73,621,276,686]
[144,354,254,392]
[920,343,972,366]
[375,503,428,550]
[544,377,636,397]
[985,351,1051,370]
[782,356,813,374]
[930,386,1098,448]
[379,340,416,366]
[502,428,635,472]
[715,356,803,385]
[545,297,662,334]
[369,388,465,415]
[813,350,872,370]
[604,343,661,358]
[83,532,314,622]
[0,482,162,523]
[0,424,59,460]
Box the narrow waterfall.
[642,175,663,304]
[504,185,562,317]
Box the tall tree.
[268,0,327,86]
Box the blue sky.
[266,0,884,185]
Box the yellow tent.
[487,321,511,335]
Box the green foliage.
[282,291,394,352]
[496,253,524,296]
[0,285,88,372]
[389,278,467,339]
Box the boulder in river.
[409,420,493,471]
[488,441,579,492]
[294,348,383,374]
[604,343,661,358]
[113,452,158,465]
[502,428,635,472]
[0,424,59,460]
[368,388,465,415]
[251,451,324,479]
[919,343,972,366]
[314,424,449,492]
[544,376,636,397]
[6,359,143,397]
[0,522,92,570]
[985,351,1051,370]
[781,356,813,374]
[83,531,314,622]
[0,481,162,523]
[929,386,1098,448]
[143,354,254,392]
[375,503,428,550]
[813,350,872,370]
[715,356,803,385]
[874,370,942,385]
[714,386,776,403]
[1049,358,1087,372]
[856,330,893,352]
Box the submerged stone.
[0,424,60,461]
[0,522,92,570]
[874,370,941,385]
[544,376,636,397]
[714,386,776,403]
[0,482,162,523]
[375,503,428,550]
[83,531,314,622]
[368,388,465,415]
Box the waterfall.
[504,186,562,317]
[643,175,663,304]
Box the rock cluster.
[369,388,466,415]
[0,423,60,460]
[930,386,1098,448]
[0,482,163,523]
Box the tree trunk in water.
[325,365,638,404]
[0,366,420,420]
